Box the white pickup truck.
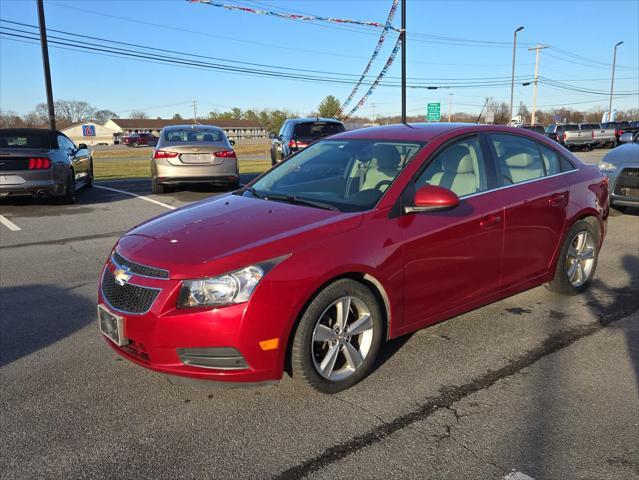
[581,123,615,148]
[560,124,594,150]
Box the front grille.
[0,158,30,171]
[101,268,160,314]
[614,168,639,199]
[112,250,169,279]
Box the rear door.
[486,133,569,287]
[400,134,504,329]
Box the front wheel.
[290,279,384,393]
[546,220,599,295]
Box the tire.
[270,149,277,166]
[132,142,139,148]
[546,220,599,296]
[86,159,94,187]
[58,170,77,204]
[290,279,384,393]
[151,177,166,194]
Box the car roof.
[162,124,223,131]
[287,117,343,124]
[330,123,559,143]
[0,127,58,134]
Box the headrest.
[440,145,474,173]
[202,134,214,142]
[505,153,535,168]
[373,144,401,169]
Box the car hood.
[116,193,362,279]
[603,143,639,166]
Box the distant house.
[104,118,268,143]
[60,122,119,146]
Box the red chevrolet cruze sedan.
[98,124,609,392]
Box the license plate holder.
[98,305,129,346]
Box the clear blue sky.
[1,0,637,119]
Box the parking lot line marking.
[94,184,176,210]
[0,214,21,231]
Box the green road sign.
[427,103,441,122]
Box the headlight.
[177,256,290,308]
[598,161,617,172]
[178,265,264,308]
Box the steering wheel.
[374,180,393,191]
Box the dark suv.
[122,132,158,147]
[270,118,345,165]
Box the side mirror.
[404,185,460,214]
[77,143,88,150]
[229,139,236,146]
[268,132,276,140]
[619,132,634,144]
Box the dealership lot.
[1,150,638,479]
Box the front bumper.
[97,259,284,383]
[607,166,639,207]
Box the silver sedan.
[599,132,639,209]
[151,125,239,194]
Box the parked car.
[546,124,593,150]
[516,124,545,134]
[270,117,345,165]
[544,124,560,143]
[150,125,238,194]
[599,131,639,210]
[122,132,158,147]
[601,121,639,146]
[0,128,92,203]
[98,123,608,393]
[585,123,616,148]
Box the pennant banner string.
[342,35,402,120]
[339,0,399,114]
[188,0,402,32]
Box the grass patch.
[94,157,271,181]
[92,143,270,159]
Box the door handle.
[480,214,502,229]
[549,192,567,206]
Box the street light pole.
[448,93,452,122]
[509,26,524,125]
[608,41,623,122]
[528,44,548,125]
[36,0,55,130]
[401,0,406,124]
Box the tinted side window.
[416,136,488,197]
[539,144,561,175]
[490,134,545,185]
[57,135,72,150]
[560,156,575,172]
[278,121,288,137]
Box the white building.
[60,122,119,146]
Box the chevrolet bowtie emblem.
[113,265,133,286]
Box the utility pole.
[400,0,406,124]
[37,0,55,130]
[528,44,548,125]
[510,26,524,126]
[448,93,452,122]
[608,41,623,122]
[371,102,376,124]
[192,100,197,125]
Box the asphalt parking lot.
[1,149,638,479]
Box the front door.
[400,135,504,330]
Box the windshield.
[0,131,51,149]
[242,139,424,212]
[293,122,345,138]
[164,128,225,143]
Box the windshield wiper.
[243,186,265,198]
[265,193,339,211]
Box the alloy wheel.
[311,296,374,382]
[566,230,596,287]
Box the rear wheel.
[290,279,384,393]
[546,220,599,295]
[58,170,77,204]
[151,177,166,194]
[86,160,94,187]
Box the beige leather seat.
[429,145,478,197]
[503,152,544,183]
[361,144,401,191]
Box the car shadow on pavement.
[0,284,96,367]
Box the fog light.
[176,347,249,370]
